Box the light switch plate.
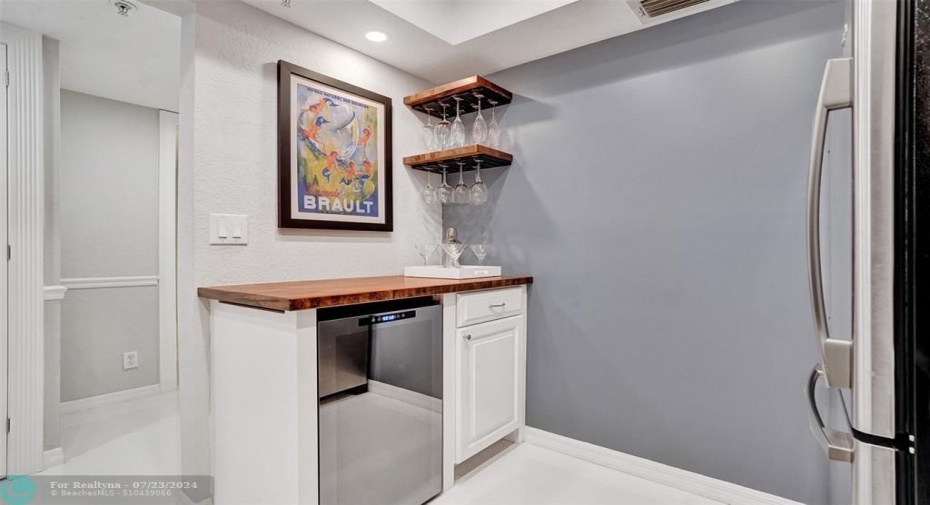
[210,214,249,245]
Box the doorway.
[1,0,181,475]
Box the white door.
[0,43,10,478]
[456,315,525,463]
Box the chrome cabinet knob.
[464,334,472,341]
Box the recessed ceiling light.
[365,31,389,42]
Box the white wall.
[42,35,61,451]
[177,1,440,481]
[59,90,160,401]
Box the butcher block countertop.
[198,275,534,312]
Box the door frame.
[0,41,9,480]
[158,110,179,393]
[1,22,45,475]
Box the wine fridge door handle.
[807,57,854,389]
[807,365,854,462]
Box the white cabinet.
[455,312,526,463]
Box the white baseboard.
[60,384,161,416]
[42,447,64,470]
[524,428,801,505]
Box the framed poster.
[278,60,393,231]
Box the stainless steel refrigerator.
[805,1,928,503]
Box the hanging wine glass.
[421,171,438,204]
[453,161,469,204]
[471,93,488,145]
[421,107,438,151]
[449,96,466,148]
[487,99,501,149]
[435,102,451,149]
[470,159,488,205]
[438,164,453,204]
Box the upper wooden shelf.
[403,145,513,173]
[404,76,513,119]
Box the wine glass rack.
[403,75,515,173]
[403,145,512,173]
[403,76,512,118]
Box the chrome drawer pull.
[488,303,507,308]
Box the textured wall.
[59,90,160,401]
[443,1,846,503]
[176,1,439,481]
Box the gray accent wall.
[59,90,160,401]
[443,1,847,503]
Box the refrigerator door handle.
[807,365,855,462]
[807,57,854,389]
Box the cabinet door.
[456,315,525,463]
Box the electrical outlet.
[123,351,139,370]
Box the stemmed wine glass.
[441,242,467,268]
[438,164,453,204]
[421,107,438,151]
[450,96,466,148]
[421,171,438,204]
[470,159,488,205]
[487,100,501,149]
[453,161,469,204]
[470,244,488,265]
[415,244,438,266]
[435,102,451,149]
[471,93,488,145]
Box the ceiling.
[241,0,739,84]
[1,0,181,111]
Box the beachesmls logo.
[0,476,37,505]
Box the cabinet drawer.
[456,287,523,327]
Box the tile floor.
[40,391,181,476]
[435,442,721,505]
[37,392,716,504]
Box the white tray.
[404,265,502,280]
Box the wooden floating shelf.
[404,76,513,119]
[403,145,513,173]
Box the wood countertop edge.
[198,275,533,312]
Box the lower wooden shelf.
[403,145,513,173]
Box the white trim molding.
[60,384,160,417]
[43,285,67,301]
[158,110,179,393]
[42,448,63,470]
[524,428,801,505]
[3,22,46,476]
[60,276,159,290]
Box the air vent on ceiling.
[636,0,710,18]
